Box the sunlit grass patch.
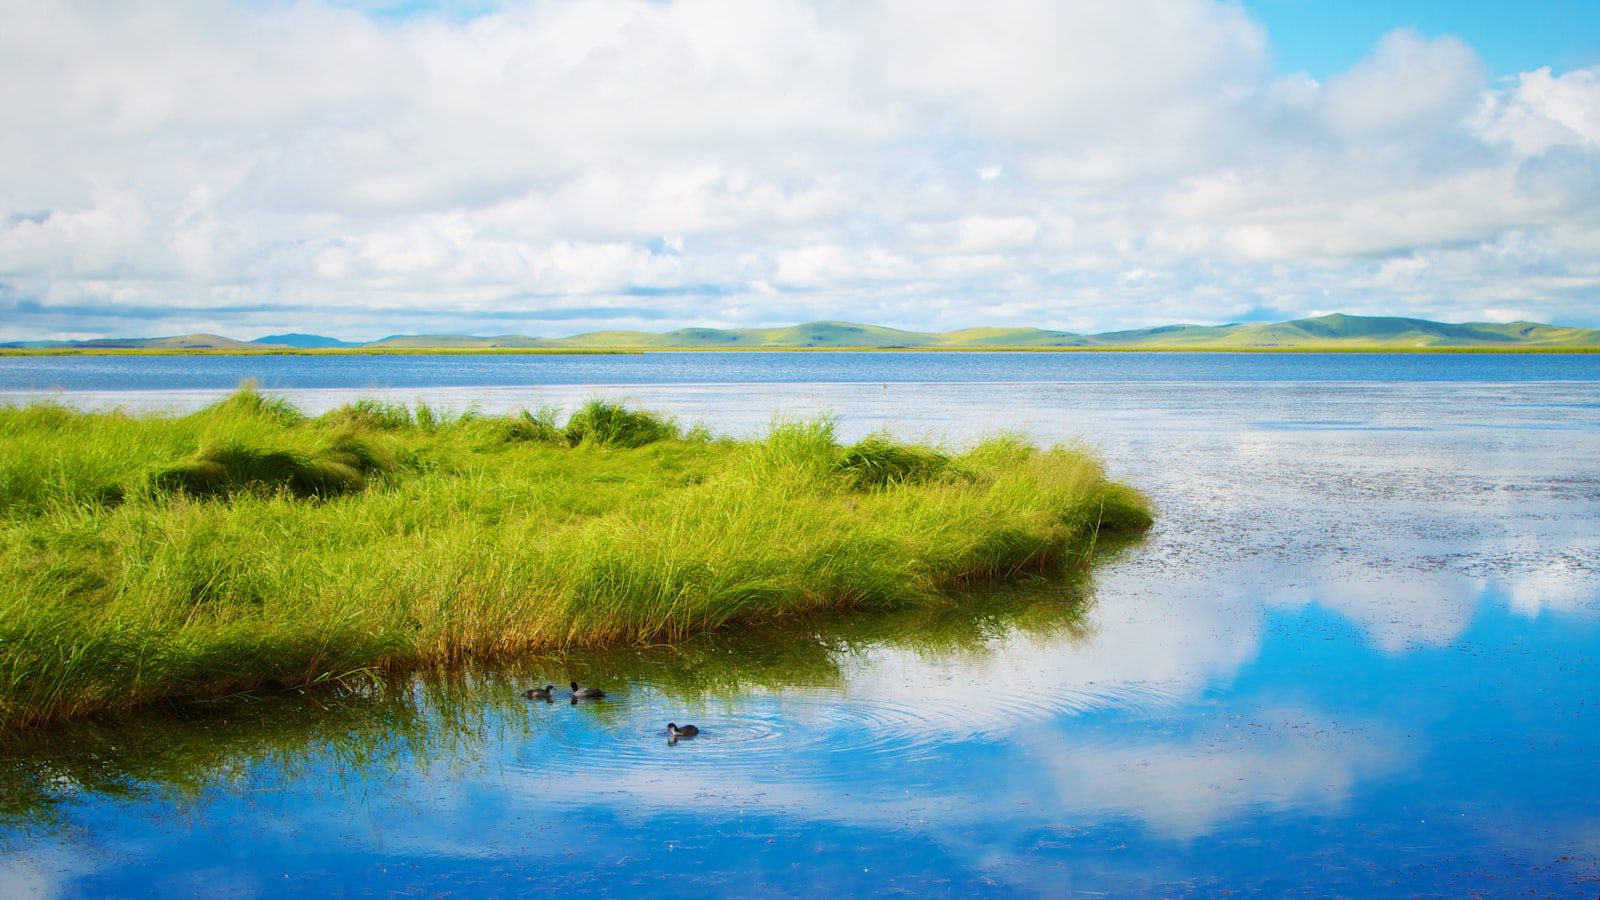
[0,390,1152,730]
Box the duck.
[666,722,699,738]
[570,681,606,700]
[521,685,555,700]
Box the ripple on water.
[504,676,1189,797]
[640,693,956,772]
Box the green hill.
[540,322,948,348]
[1086,323,1244,346]
[742,322,939,347]
[7,314,1597,352]
[542,328,747,348]
[540,315,1599,349]
[72,334,285,350]
[938,327,1088,347]
[364,334,548,349]
[1084,314,1600,348]
[251,333,360,349]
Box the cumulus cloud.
[0,0,1597,340]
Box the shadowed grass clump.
[151,433,396,499]
[563,399,677,447]
[0,390,1152,731]
[319,399,480,434]
[835,434,962,489]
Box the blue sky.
[352,0,1600,78]
[3,0,1598,340]
[1249,0,1600,77]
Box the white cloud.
[1475,66,1600,156]
[1316,29,1484,137]
[0,0,1597,340]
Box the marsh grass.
[0,566,1117,835]
[836,434,963,488]
[151,432,397,499]
[500,406,563,444]
[0,389,1152,731]
[563,398,680,447]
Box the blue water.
[1,350,1597,393]
[3,353,1599,895]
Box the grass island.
[0,389,1152,731]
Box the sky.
[1,1,1597,341]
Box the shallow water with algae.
[3,352,1600,895]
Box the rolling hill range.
[1087,314,1600,348]
[4,314,1597,351]
[8,333,273,351]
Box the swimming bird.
[666,723,699,737]
[570,681,606,700]
[522,685,555,700]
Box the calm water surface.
[3,353,1600,895]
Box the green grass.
[0,389,1152,731]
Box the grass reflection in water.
[0,554,1120,837]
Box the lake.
[3,352,1599,895]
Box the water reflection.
[3,370,1599,893]
[0,569,1102,838]
[0,676,518,839]
[9,567,1594,893]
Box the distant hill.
[1087,314,1600,348]
[536,314,1600,348]
[25,333,289,351]
[251,333,359,349]
[940,326,1086,347]
[5,314,1597,351]
[536,321,1089,348]
[542,322,951,348]
[365,334,550,349]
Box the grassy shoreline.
[2,575,1106,828]
[0,390,1152,731]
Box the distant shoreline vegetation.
[4,313,1598,354]
[0,347,640,357]
[0,389,1152,731]
[4,345,1598,357]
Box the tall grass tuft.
[835,434,963,489]
[748,417,839,481]
[500,406,563,444]
[207,381,304,427]
[563,399,677,447]
[0,390,1153,731]
[318,399,415,431]
[151,433,395,499]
